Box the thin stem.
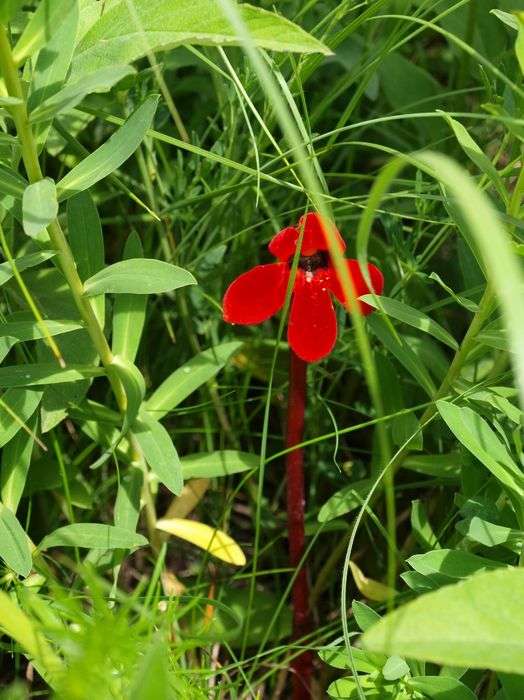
[0,25,126,410]
[0,25,161,542]
[285,350,313,700]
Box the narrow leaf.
[181,450,259,479]
[360,294,458,350]
[0,364,102,388]
[112,232,147,362]
[133,414,183,495]
[39,523,148,550]
[30,65,134,123]
[0,504,32,577]
[1,414,37,513]
[84,259,196,296]
[146,342,241,419]
[56,96,159,200]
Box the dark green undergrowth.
[1,0,524,698]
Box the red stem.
[286,350,313,699]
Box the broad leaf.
[110,356,145,433]
[56,96,159,200]
[362,567,524,674]
[318,479,373,523]
[407,676,476,700]
[0,504,32,577]
[146,342,242,419]
[407,549,501,585]
[0,163,28,200]
[39,523,148,550]
[72,0,331,77]
[84,258,195,296]
[22,179,58,239]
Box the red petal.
[268,226,299,261]
[297,212,346,256]
[223,263,289,324]
[328,259,384,315]
[287,270,337,362]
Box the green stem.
[0,25,160,543]
[0,25,125,410]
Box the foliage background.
[1,0,524,698]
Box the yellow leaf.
[156,518,246,566]
[349,561,397,603]
[162,479,210,520]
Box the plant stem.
[286,350,313,699]
[0,25,127,411]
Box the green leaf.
[67,191,105,281]
[112,232,147,362]
[22,179,58,239]
[382,655,409,681]
[0,319,82,342]
[146,342,242,419]
[1,415,37,514]
[352,600,381,633]
[67,190,105,325]
[39,523,148,550]
[491,10,518,31]
[407,549,501,585]
[114,467,143,533]
[516,13,524,75]
[0,504,32,577]
[110,356,145,434]
[27,0,79,148]
[0,0,24,23]
[362,567,524,674]
[0,364,102,388]
[0,163,28,200]
[318,478,372,523]
[437,400,524,499]
[30,65,134,123]
[0,251,55,287]
[411,499,440,550]
[133,413,183,495]
[440,112,507,204]
[181,450,259,479]
[456,516,523,550]
[367,315,436,397]
[13,0,77,64]
[318,646,385,673]
[129,639,170,700]
[428,272,479,313]
[407,676,476,700]
[0,388,42,449]
[72,0,331,78]
[56,95,159,200]
[360,294,458,350]
[83,259,196,296]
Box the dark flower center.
[289,250,329,272]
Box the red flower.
[223,213,384,363]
